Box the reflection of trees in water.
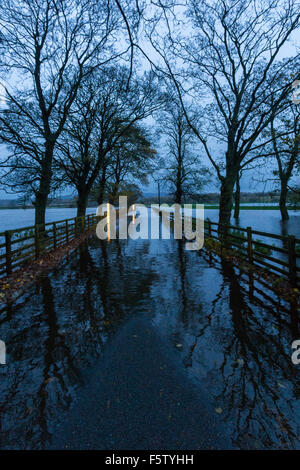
[0,237,157,449]
[0,231,298,450]
[0,242,112,449]
[152,242,299,449]
[218,260,299,449]
[0,275,81,449]
[176,240,188,326]
[181,255,300,449]
[172,240,216,359]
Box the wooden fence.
[169,212,300,287]
[203,219,300,287]
[0,210,299,287]
[0,214,98,278]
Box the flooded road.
[0,206,299,236]
[0,213,299,449]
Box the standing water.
[0,210,299,449]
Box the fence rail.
[1,210,299,288]
[168,212,300,287]
[0,214,98,278]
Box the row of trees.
[141,0,300,225]
[153,82,299,221]
[155,97,210,204]
[0,0,299,228]
[0,0,159,225]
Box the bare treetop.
[140,0,300,226]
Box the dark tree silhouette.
[0,0,140,225]
[55,67,161,216]
[156,98,209,204]
[270,102,300,220]
[141,0,300,229]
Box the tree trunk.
[109,181,119,205]
[279,179,289,221]
[97,166,107,205]
[218,147,239,234]
[174,165,182,204]
[97,185,106,206]
[233,173,240,219]
[77,191,88,218]
[35,143,54,227]
[35,192,48,227]
[218,172,236,234]
[175,186,182,205]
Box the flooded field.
[0,207,299,237]
[205,208,300,238]
[0,208,97,232]
[0,211,299,450]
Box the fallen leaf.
[44,377,57,384]
[215,407,223,414]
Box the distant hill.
[0,190,284,208]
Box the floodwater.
[0,207,299,237]
[0,211,299,450]
[0,208,97,232]
[205,208,300,238]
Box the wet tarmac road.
[48,314,232,450]
[0,212,299,450]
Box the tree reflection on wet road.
[0,216,299,449]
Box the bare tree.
[55,67,162,216]
[156,98,209,204]
[105,124,156,204]
[141,0,300,230]
[270,102,300,220]
[0,0,138,225]
[233,159,267,218]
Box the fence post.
[5,231,12,276]
[208,220,212,238]
[247,227,253,264]
[288,235,297,287]
[224,225,229,250]
[53,222,57,249]
[65,219,69,243]
[35,225,40,259]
